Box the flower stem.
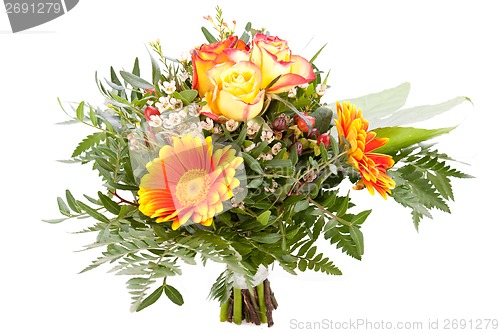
[233,288,243,325]
[219,300,229,322]
[256,282,267,324]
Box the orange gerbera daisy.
[335,101,396,199]
[138,134,243,229]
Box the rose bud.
[144,106,160,121]
[272,116,287,131]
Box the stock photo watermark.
[3,0,79,32]
[289,318,499,331]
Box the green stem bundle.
[220,279,278,327]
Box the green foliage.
[389,144,472,230]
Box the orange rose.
[192,36,247,98]
[249,34,316,93]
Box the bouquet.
[47,8,471,327]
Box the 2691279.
[5,2,62,14]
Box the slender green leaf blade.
[242,152,264,174]
[201,27,218,43]
[97,191,121,215]
[374,126,455,155]
[75,101,85,121]
[120,71,154,90]
[349,226,364,256]
[57,197,70,216]
[251,234,281,244]
[136,286,163,312]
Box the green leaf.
[263,159,292,169]
[75,101,85,121]
[233,124,247,146]
[351,210,371,225]
[319,142,329,162]
[97,191,121,215]
[294,200,309,213]
[179,90,198,104]
[201,27,218,43]
[242,152,264,174]
[251,234,281,244]
[311,106,333,133]
[164,285,184,306]
[132,57,140,76]
[373,126,456,155]
[72,132,105,157]
[340,82,410,129]
[88,106,98,126]
[247,177,263,188]
[349,226,364,256]
[375,96,470,128]
[257,210,271,225]
[136,286,163,312]
[76,201,110,223]
[306,246,317,259]
[149,50,161,85]
[282,194,306,209]
[298,258,307,272]
[42,218,68,224]
[57,197,70,216]
[427,172,453,201]
[309,43,327,64]
[65,190,81,213]
[336,192,350,217]
[120,71,154,90]
[110,66,122,86]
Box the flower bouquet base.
[220,279,278,327]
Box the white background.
[1,1,498,332]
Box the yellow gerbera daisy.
[138,134,243,229]
[335,101,396,199]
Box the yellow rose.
[250,34,316,93]
[191,36,248,98]
[205,61,265,122]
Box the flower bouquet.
[47,8,471,327]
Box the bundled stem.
[220,279,277,327]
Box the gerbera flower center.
[175,169,211,207]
